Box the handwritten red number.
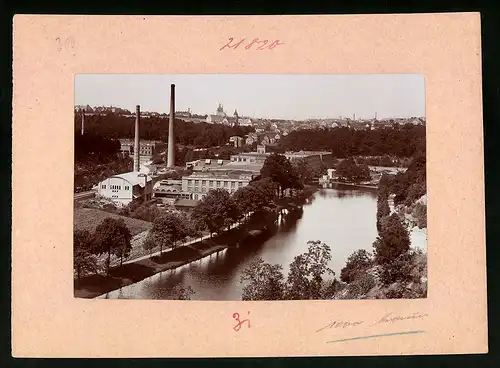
[268,40,284,50]
[220,37,246,51]
[220,38,283,51]
[245,38,261,50]
[233,311,251,331]
[257,40,269,50]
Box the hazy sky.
[75,74,425,120]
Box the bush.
[379,250,417,286]
[385,282,427,299]
[412,202,427,229]
[340,249,373,283]
[345,273,376,299]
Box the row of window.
[188,187,239,194]
[101,184,131,190]
[231,157,256,163]
[186,180,244,188]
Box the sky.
[75,74,425,120]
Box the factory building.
[153,179,191,203]
[181,171,255,200]
[96,105,154,206]
[96,171,153,207]
[283,151,334,173]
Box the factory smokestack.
[134,105,140,172]
[80,108,85,135]
[167,84,175,167]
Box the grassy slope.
[74,208,152,236]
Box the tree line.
[278,124,425,158]
[75,113,255,147]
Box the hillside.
[74,208,152,236]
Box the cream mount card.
[12,13,487,357]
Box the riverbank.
[74,242,229,298]
[75,191,309,299]
[322,181,378,189]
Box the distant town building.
[229,135,244,148]
[96,171,153,207]
[238,118,253,126]
[119,139,167,166]
[185,158,228,171]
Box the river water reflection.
[99,185,427,300]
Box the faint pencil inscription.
[55,36,75,52]
[316,320,364,333]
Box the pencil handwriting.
[55,36,75,52]
[370,312,429,326]
[316,312,429,332]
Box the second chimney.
[167,84,175,168]
[134,105,141,172]
[81,108,85,135]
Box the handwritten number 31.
[233,311,251,331]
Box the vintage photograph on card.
[73,74,427,301]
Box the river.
[98,185,427,300]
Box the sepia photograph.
[73,74,427,301]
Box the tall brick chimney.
[167,84,175,167]
[80,108,85,135]
[134,105,141,172]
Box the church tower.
[233,109,239,126]
[216,103,225,117]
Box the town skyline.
[75,74,426,121]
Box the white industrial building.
[96,171,153,207]
[181,171,255,200]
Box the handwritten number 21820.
[220,38,284,51]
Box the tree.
[74,229,97,281]
[340,249,373,283]
[93,217,132,275]
[149,212,190,255]
[240,258,285,300]
[373,213,410,266]
[232,186,254,220]
[232,179,278,219]
[285,240,335,300]
[189,214,207,243]
[191,189,240,236]
[142,231,157,256]
[336,157,371,183]
[239,241,338,301]
[261,154,300,198]
[292,158,313,184]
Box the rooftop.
[109,171,152,187]
[232,152,270,157]
[183,170,255,180]
[209,162,263,173]
[284,151,332,158]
